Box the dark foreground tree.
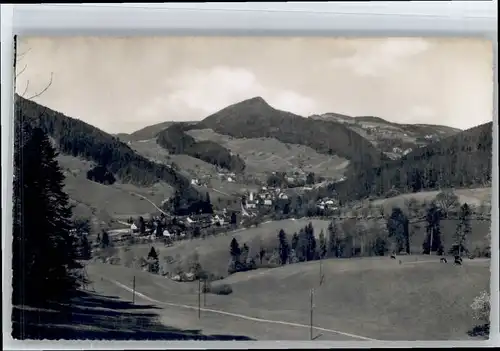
[12,124,83,307]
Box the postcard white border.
[1,2,498,350]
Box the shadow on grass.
[12,291,254,341]
[467,323,490,339]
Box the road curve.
[100,275,376,341]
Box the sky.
[16,36,493,134]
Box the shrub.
[471,290,490,324]
[209,284,233,295]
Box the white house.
[227,177,234,182]
[162,229,171,237]
[212,215,225,226]
[264,199,273,206]
[246,203,257,209]
[249,192,254,202]
[186,217,194,225]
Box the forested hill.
[14,94,200,201]
[196,96,388,170]
[333,121,493,203]
[156,123,246,172]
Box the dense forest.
[156,123,246,172]
[197,97,388,171]
[332,121,493,203]
[15,95,201,203]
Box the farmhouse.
[130,223,139,234]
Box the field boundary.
[103,276,377,341]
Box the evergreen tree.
[278,229,290,265]
[241,243,250,263]
[291,232,299,252]
[327,220,340,257]
[296,228,309,262]
[386,207,410,254]
[259,246,266,264]
[138,216,146,234]
[423,203,444,255]
[147,246,160,274]
[205,192,214,214]
[101,230,110,248]
[305,222,317,261]
[12,124,83,307]
[230,238,241,261]
[318,229,327,259]
[230,212,238,228]
[454,203,471,257]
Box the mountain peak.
[236,96,270,107]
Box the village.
[106,172,342,248]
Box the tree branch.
[16,64,28,78]
[26,72,53,100]
[16,47,32,60]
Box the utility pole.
[198,279,201,319]
[310,288,314,340]
[319,258,324,286]
[132,276,136,305]
[203,279,207,307]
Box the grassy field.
[371,187,492,212]
[58,155,174,221]
[87,255,490,341]
[128,139,247,208]
[186,128,349,180]
[11,279,252,341]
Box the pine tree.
[327,220,339,257]
[318,229,327,259]
[138,216,146,234]
[101,230,110,248]
[454,203,471,257]
[305,222,317,261]
[12,124,82,307]
[230,238,241,261]
[241,243,250,263]
[147,246,160,274]
[423,203,443,255]
[230,212,238,228]
[387,207,410,254]
[296,228,308,262]
[291,232,299,251]
[278,229,290,265]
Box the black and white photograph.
[10,36,493,341]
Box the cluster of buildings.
[243,186,289,210]
[315,197,339,211]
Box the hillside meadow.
[88,255,490,341]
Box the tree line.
[226,199,487,277]
[15,95,201,205]
[332,122,493,203]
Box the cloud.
[135,66,318,121]
[331,38,431,77]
